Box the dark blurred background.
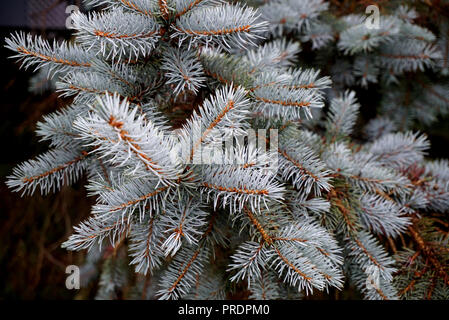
[1,0,449,300]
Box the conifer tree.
[5,0,449,300]
[244,0,449,129]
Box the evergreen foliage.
[5,0,449,300]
